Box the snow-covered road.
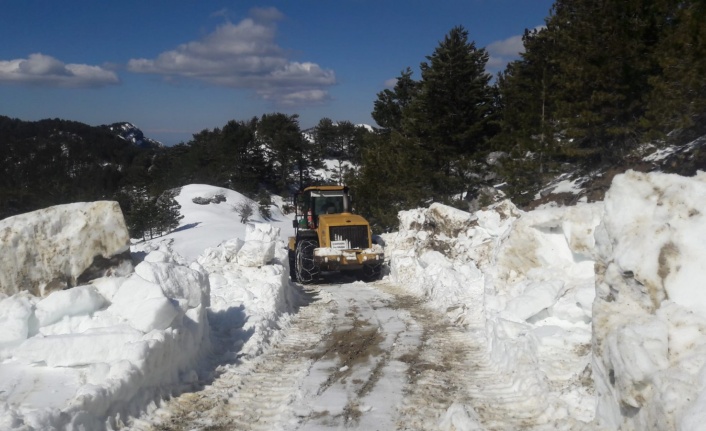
[130,279,575,431]
[6,175,706,430]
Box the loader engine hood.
[318,213,372,250]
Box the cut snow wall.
[592,170,706,430]
[0,201,130,297]
[384,199,601,424]
[384,200,534,328]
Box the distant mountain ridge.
[102,122,163,149]
[0,115,163,149]
[0,115,160,219]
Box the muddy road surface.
[131,280,553,430]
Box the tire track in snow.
[133,287,339,431]
[133,280,582,430]
[375,282,564,431]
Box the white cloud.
[487,34,525,58]
[272,89,330,106]
[0,53,119,87]
[383,77,398,89]
[127,7,335,107]
[485,26,545,73]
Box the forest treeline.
[0,113,371,235]
[2,0,704,232]
[354,0,706,228]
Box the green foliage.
[116,187,183,240]
[156,188,184,234]
[349,132,432,232]
[372,67,419,133]
[646,0,706,134]
[410,26,496,162]
[363,25,499,221]
[257,113,316,192]
[546,0,656,158]
[311,119,370,184]
[491,0,706,203]
[0,115,140,218]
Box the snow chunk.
[244,222,280,242]
[13,326,145,367]
[233,223,279,267]
[0,201,130,297]
[504,279,566,322]
[35,285,106,328]
[237,240,276,267]
[0,293,36,349]
[134,255,210,309]
[597,170,706,315]
[108,275,183,333]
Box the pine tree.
[548,0,660,160]
[407,26,497,197]
[257,113,310,192]
[257,190,272,220]
[349,131,431,231]
[221,119,263,195]
[313,117,337,160]
[647,0,706,136]
[156,188,183,234]
[492,27,562,201]
[372,67,420,133]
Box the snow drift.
[0,241,210,430]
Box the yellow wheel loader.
[288,185,384,284]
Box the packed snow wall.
[383,199,602,424]
[384,170,706,429]
[0,201,213,429]
[592,170,706,430]
[0,201,130,297]
[197,222,300,358]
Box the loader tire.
[288,249,297,281]
[295,239,320,284]
[360,262,382,282]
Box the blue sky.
[0,1,554,145]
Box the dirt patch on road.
[313,318,384,367]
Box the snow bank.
[0,184,299,430]
[0,245,210,430]
[385,170,706,429]
[384,201,523,325]
[197,222,299,358]
[383,199,601,424]
[0,201,130,297]
[592,170,706,430]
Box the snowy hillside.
[132,184,295,262]
[311,158,356,184]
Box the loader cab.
[294,186,351,230]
